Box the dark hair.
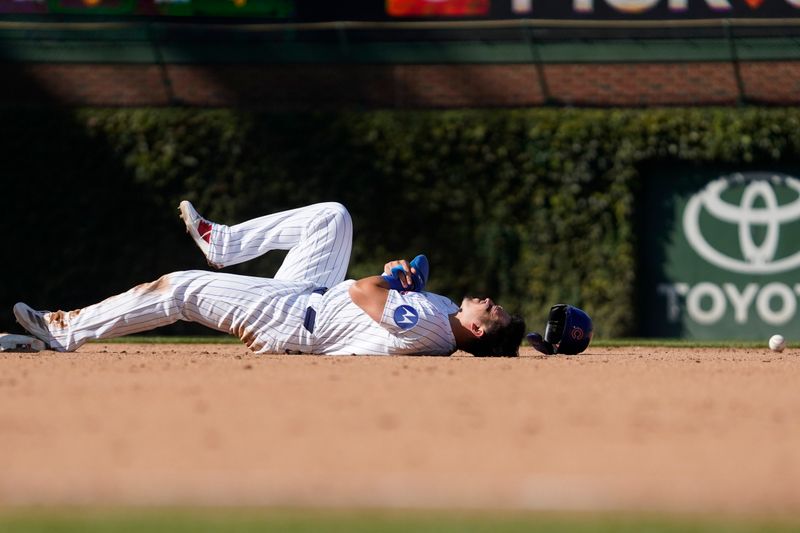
[465,314,526,357]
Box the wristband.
[381,254,429,292]
[381,273,407,291]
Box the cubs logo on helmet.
[526,304,593,356]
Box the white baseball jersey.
[38,202,459,356]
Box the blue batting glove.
[382,254,429,292]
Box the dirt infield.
[1,343,799,514]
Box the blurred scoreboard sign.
[386,0,490,16]
[0,0,296,17]
[154,0,295,17]
[397,0,800,20]
[508,0,800,18]
[639,171,800,340]
[45,0,137,15]
[2,0,800,19]
[0,0,47,13]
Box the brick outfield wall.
[2,62,800,107]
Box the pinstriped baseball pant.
[44,202,353,352]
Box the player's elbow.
[348,281,366,307]
[348,279,378,310]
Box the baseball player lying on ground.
[13,202,527,356]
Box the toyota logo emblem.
[683,173,800,275]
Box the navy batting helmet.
[526,304,593,355]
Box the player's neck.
[449,313,473,349]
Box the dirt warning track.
[1,344,799,514]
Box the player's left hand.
[382,255,429,292]
[383,259,415,288]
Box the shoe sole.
[0,333,45,352]
[178,201,197,235]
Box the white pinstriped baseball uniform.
[37,202,459,355]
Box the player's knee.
[133,274,174,296]
[152,271,197,302]
[320,202,352,228]
[321,201,350,219]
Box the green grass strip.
[592,338,768,349]
[0,509,799,533]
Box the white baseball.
[769,334,786,352]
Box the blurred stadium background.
[3,1,800,106]
[3,0,800,341]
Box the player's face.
[459,296,511,332]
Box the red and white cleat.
[179,200,221,268]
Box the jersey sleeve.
[379,290,442,338]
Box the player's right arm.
[348,260,416,323]
[348,275,391,323]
